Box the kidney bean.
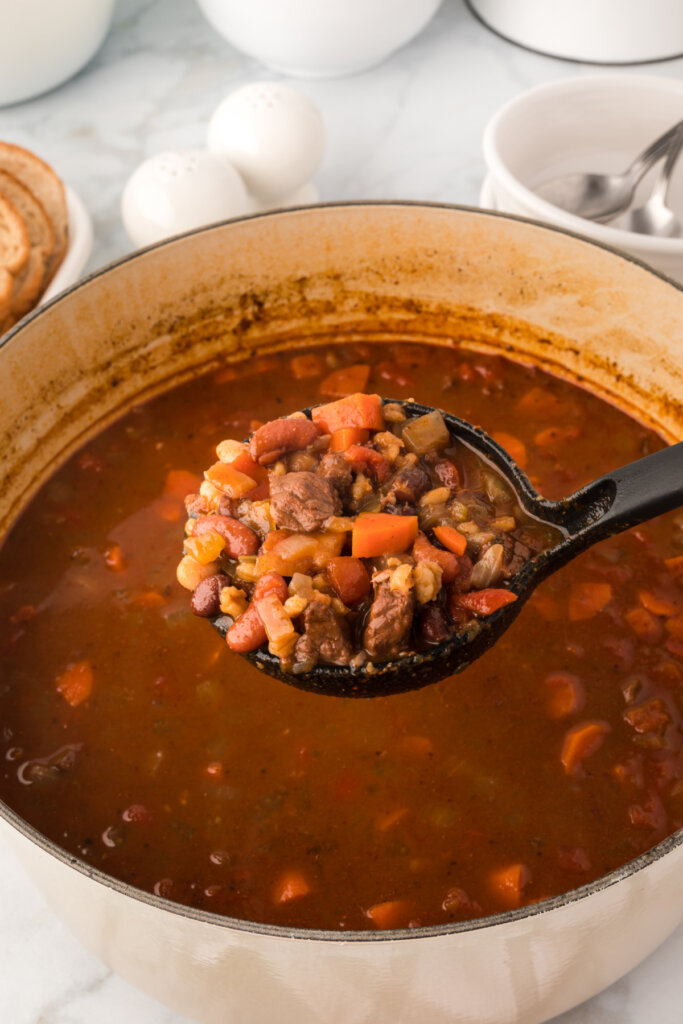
[226,572,288,652]
[418,603,451,645]
[413,533,460,583]
[191,574,232,617]
[249,417,319,466]
[433,459,460,490]
[193,514,259,557]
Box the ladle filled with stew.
[177,394,683,697]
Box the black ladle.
[210,400,683,698]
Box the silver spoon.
[208,400,683,698]
[536,119,683,222]
[621,125,683,238]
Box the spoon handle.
[629,120,683,183]
[649,125,683,205]
[555,441,683,547]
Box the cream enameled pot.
[0,204,682,1024]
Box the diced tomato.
[56,660,94,708]
[327,556,371,605]
[560,721,610,775]
[451,588,518,616]
[319,364,371,397]
[312,393,385,434]
[352,514,418,558]
[567,582,613,621]
[343,444,391,482]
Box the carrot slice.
[204,461,258,498]
[665,613,683,640]
[544,671,585,720]
[312,393,384,434]
[625,607,663,643]
[319,364,371,397]
[329,427,370,452]
[433,524,468,557]
[365,899,413,930]
[290,353,324,379]
[489,863,530,909]
[639,590,679,617]
[273,870,311,904]
[352,513,418,558]
[568,582,612,621]
[491,431,528,470]
[664,554,683,579]
[56,660,94,708]
[561,721,610,775]
[533,425,581,448]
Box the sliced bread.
[0,191,29,276]
[0,169,55,317]
[0,142,67,284]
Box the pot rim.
[1,199,682,943]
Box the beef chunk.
[388,464,431,504]
[270,471,341,532]
[363,580,415,661]
[318,451,353,499]
[294,598,353,666]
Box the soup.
[0,341,681,931]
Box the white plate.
[40,184,93,305]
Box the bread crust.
[0,142,67,285]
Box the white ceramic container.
[0,0,116,107]
[468,0,683,63]
[1,204,682,1024]
[483,74,683,284]
[194,0,443,77]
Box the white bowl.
[468,0,683,63]
[0,0,116,107]
[483,74,683,283]
[40,185,94,305]
[194,0,443,77]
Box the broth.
[0,340,681,931]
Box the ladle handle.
[562,441,683,543]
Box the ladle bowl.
[208,399,683,698]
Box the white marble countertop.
[0,1,682,1021]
